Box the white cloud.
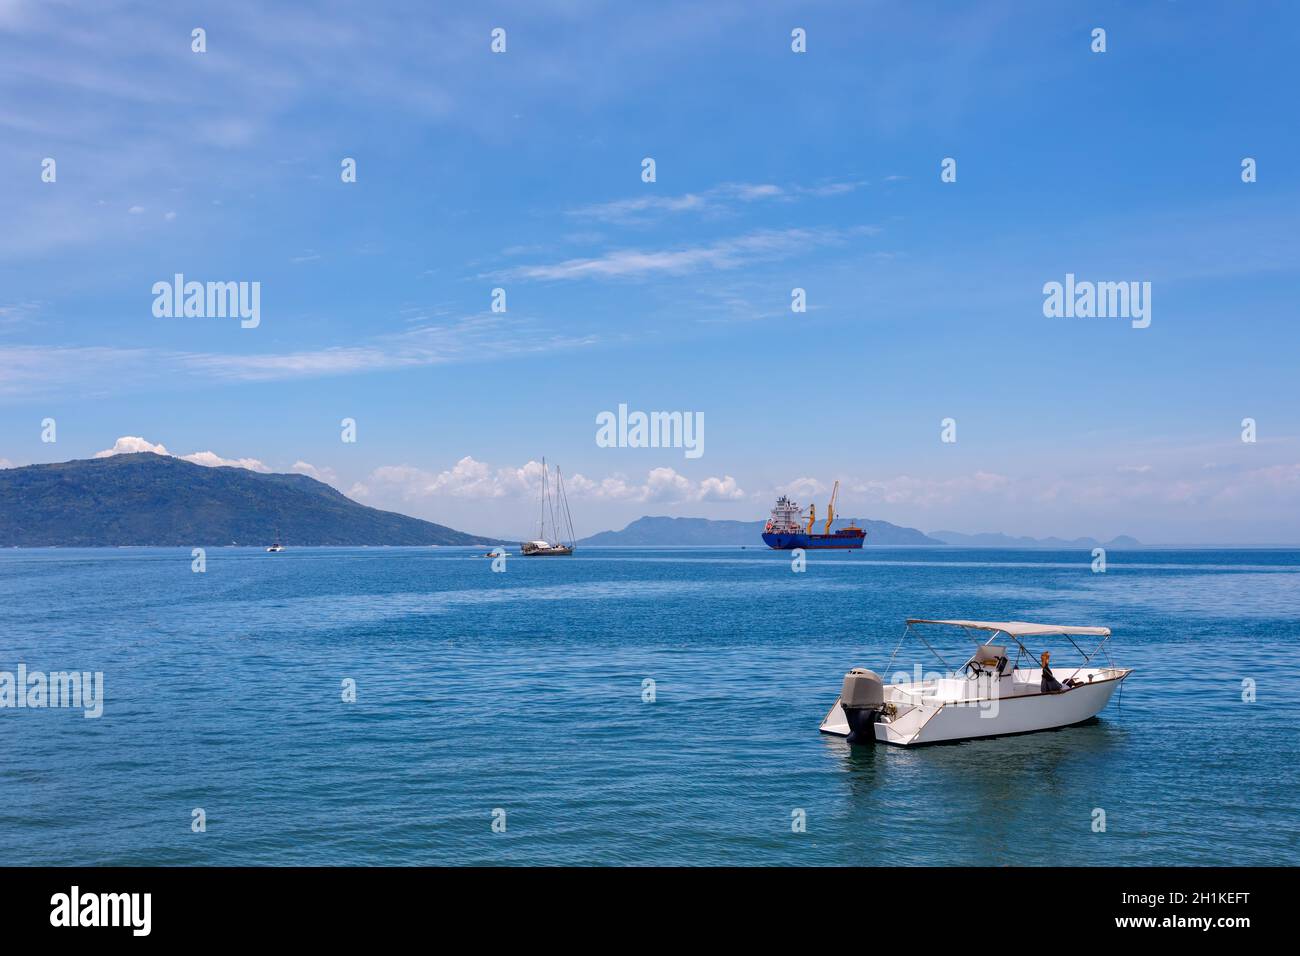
[352,457,541,502]
[93,435,268,472]
[353,457,745,505]
[0,457,13,469]
[94,436,170,457]
[642,466,693,501]
[848,471,1012,508]
[778,477,829,499]
[696,474,746,502]
[291,460,339,486]
[180,450,270,472]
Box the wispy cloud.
[500,226,876,281]
[179,316,595,383]
[0,300,42,331]
[568,179,866,224]
[830,461,1300,525]
[0,315,596,398]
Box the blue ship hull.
[762,530,865,550]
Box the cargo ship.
[761,481,866,550]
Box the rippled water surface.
[2,546,1298,865]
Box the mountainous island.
[577,515,945,546]
[929,530,1142,549]
[0,453,496,547]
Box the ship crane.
[806,503,816,535]
[825,480,840,535]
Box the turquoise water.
[2,546,1298,866]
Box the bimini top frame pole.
[883,622,956,677]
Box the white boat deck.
[886,667,1126,705]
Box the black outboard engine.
[840,668,885,745]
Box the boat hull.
[820,671,1129,745]
[520,543,573,556]
[763,530,865,550]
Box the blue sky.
[1,0,1297,543]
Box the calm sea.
[2,546,1297,866]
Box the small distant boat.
[762,480,866,550]
[266,528,284,553]
[521,458,575,556]
[820,619,1132,746]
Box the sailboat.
[521,458,575,556]
[266,527,284,553]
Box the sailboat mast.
[538,457,548,540]
[547,465,563,547]
[556,467,576,548]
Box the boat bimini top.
[906,619,1110,638]
[894,618,1117,679]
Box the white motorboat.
[820,619,1131,746]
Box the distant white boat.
[521,458,575,556]
[820,619,1131,746]
[266,528,284,553]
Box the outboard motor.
[840,668,885,745]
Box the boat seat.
[970,645,1011,676]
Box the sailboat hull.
[521,543,573,556]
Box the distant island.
[0,453,496,547]
[929,530,1142,549]
[578,516,1143,549]
[577,515,945,547]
